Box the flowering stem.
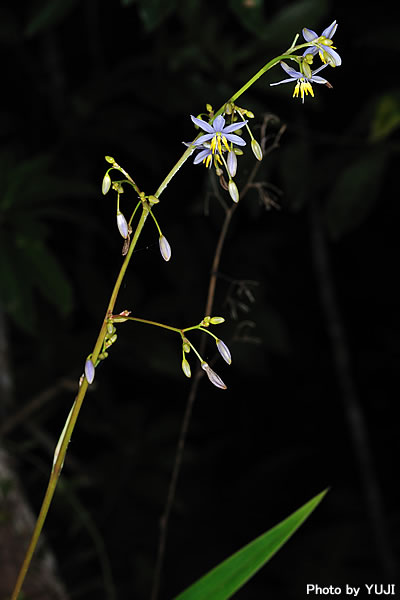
[153,52,298,199]
[10,206,150,600]
[12,45,304,599]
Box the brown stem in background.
[150,116,285,600]
[308,197,396,580]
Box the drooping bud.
[117,212,129,238]
[227,151,237,178]
[182,338,191,353]
[159,235,172,262]
[209,316,225,325]
[216,339,232,365]
[102,173,111,195]
[201,362,227,390]
[182,358,191,378]
[85,359,95,384]
[228,180,239,203]
[251,139,263,161]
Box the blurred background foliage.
[1,0,399,598]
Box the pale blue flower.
[191,114,247,155]
[302,20,341,67]
[270,61,330,103]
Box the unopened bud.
[102,173,111,195]
[227,151,237,178]
[182,339,191,353]
[117,212,129,238]
[105,156,115,164]
[201,362,227,390]
[159,235,172,262]
[85,359,95,384]
[228,180,239,203]
[216,339,232,365]
[209,316,225,325]
[182,358,191,378]
[251,139,263,161]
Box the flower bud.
[216,339,232,365]
[105,156,115,164]
[201,362,227,390]
[85,359,95,384]
[227,151,237,178]
[117,212,129,238]
[182,358,191,378]
[209,316,225,325]
[159,235,172,262]
[228,180,239,203]
[102,173,111,195]
[251,139,263,161]
[182,339,191,353]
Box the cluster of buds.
[83,310,132,386]
[180,315,232,390]
[187,103,263,203]
[101,157,172,262]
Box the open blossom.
[302,20,341,67]
[270,61,330,103]
[191,114,247,156]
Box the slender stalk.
[10,207,150,600]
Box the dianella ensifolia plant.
[11,20,341,600]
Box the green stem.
[10,207,150,600]
[124,316,181,334]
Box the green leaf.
[0,234,37,333]
[136,0,177,31]
[25,0,79,37]
[18,237,74,317]
[229,0,267,39]
[174,489,328,600]
[370,94,400,142]
[323,149,387,239]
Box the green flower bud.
[102,173,111,195]
[209,316,225,324]
[182,358,191,378]
[251,139,263,161]
[105,156,115,164]
[228,180,239,203]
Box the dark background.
[1,0,399,598]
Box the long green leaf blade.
[174,489,328,600]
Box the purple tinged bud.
[227,150,237,177]
[117,212,128,238]
[182,358,191,378]
[159,235,172,262]
[216,339,232,365]
[251,139,263,161]
[102,173,111,195]
[201,362,227,390]
[85,359,95,384]
[228,180,239,203]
